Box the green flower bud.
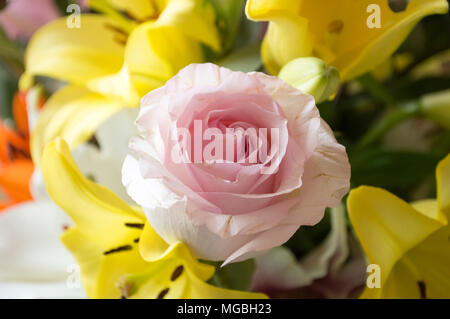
[278,57,340,103]
[421,89,450,130]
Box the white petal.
[251,205,349,291]
[251,246,314,291]
[94,108,138,159]
[70,108,139,202]
[0,200,75,281]
[29,170,48,201]
[299,205,349,277]
[0,281,85,299]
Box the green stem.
[205,261,229,289]
[358,73,396,107]
[0,29,24,76]
[354,100,422,151]
[209,272,227,288]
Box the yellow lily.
[26,0,221,166]
[347,154,450,298]
[41,138,266,299]
[246,0,449,82]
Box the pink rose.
[122,63,350,264]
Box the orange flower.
[0,91,38,210]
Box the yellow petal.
[131,236,267,299]
[347,186,444,289]
[86,65,141,107]
[62,228,149,298]
[247,0,313,75]
[411,199,446,224]
[246,0,297,17]
[157,0,221,52]
[139,221,170,262]
[402,225,450,298]
[247,0,449,81]
[367,222,450,298]
[336,0,449,81]
[42,138,144,246]
[31,85,122,167]
[42,138,150,298]
[437,154,450,217]
[139,223,213,281]
[370,198,450,298]
[106,0,158,21]
[25,15,125,85]
[125,22,203,84]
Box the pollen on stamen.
[417,281,427,299]
[125,223,145,230]
[388,0,410,13]
[103,245,133,255]
[157,288,170,299]
[171,265,184,281]
[328,20,344,34]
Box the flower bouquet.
[0,0,449,300]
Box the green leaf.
[216,42,262,72]
[0,64,17,119]
[209,0,245,51]
[208,259,255,291]
[284,209,331,259]
[0,27,24,75]
[350,149,443,193]
[357,73,396,106]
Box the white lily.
[0,106,137,298]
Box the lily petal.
[0,199,85,298]
[42,138,147,298]
[0,160,34,206]
[107,0,158,21]
[437,153,450,216]
[348,186,445,292]
[31,85,122,167]
[42,138,144,246]
[25,14,125,85]
[247,0,449,81]
[157,0,221,52]
[124,22,203,89]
